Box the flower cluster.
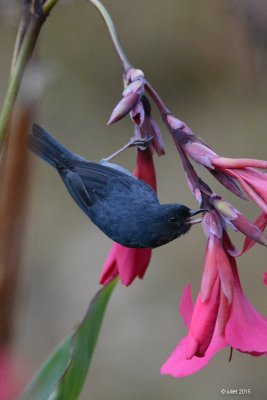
[100,69,165,286]
[161,213,267,377]
[102,67,267,376]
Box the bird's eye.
[169,217,178,223]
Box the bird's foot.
[128,136,153,149]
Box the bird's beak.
[187,209,207,225]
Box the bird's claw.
[128,136,153,149]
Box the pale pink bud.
[166,114,193,136]
[108,80,144,125]
[212,198,267,247]
[108,92,140,125]
[183,142,218,168]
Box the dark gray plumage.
[28,124,203,248]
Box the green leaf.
[20,278,118,400]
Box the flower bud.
[107,92,140,125]
[212,198,267,247]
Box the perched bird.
[28,124,205,248]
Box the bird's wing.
[57,165,93,213]
[58,157,136,200]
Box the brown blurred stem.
[86,0,132,72]
[0,98,33,345]
[0,0,60,151]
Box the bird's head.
[152,204,206,247]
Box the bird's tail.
[28,124,71,168]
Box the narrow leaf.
[20,279,118,400]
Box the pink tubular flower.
[99,148,157,286]
[161,212,267,377]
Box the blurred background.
[1,0,267,399]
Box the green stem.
[86,0,132,72]
[43,0,60,15]
[0,18,39,148]
[0,0,60,150]
[10,8,30,76]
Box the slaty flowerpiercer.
[28,124,205,248]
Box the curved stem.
[43,0,60,15]
[86,0,132,72]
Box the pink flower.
[0,348,27,400]
[161,213,267,377]
[108,68,165,156]
[99,148,157,286]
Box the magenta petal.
[179,283,194,328]
[161,326,227,377]
[186,277,220,358]
[225,260,267,353]
[116,246,151,286]
[242,213,267,254]
[99,244,119,286]
[264,272,267,286]
[100,243,151,286]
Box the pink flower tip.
[107,92,141,125]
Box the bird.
[28,124,205,248]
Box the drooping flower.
[166,114,267,212]
[99,147,157,286]
[108,68,165,156]
[161,214,267,377]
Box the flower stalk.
[86,0,132,72]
